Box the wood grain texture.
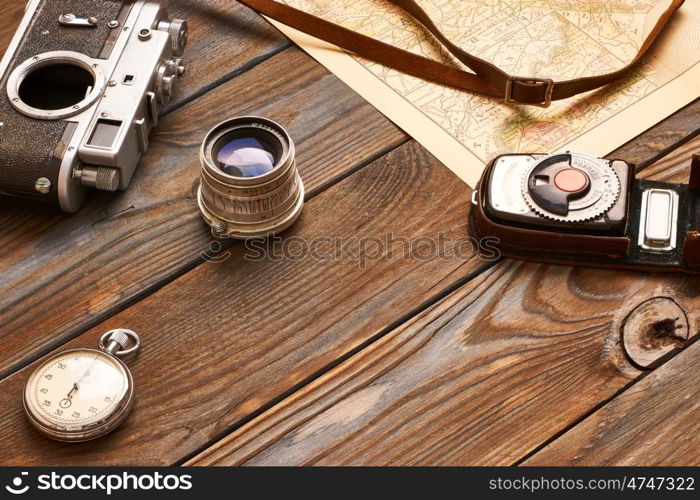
[1,0,699,468]
[621,297,690,370]
[611,99,700,169]
[0,0,26,53]
[189,262,700,466]
[639,134,700,184]
[188,151,700,466]
[0,48,406,377]
[0,140,490,466]
[525,342,699,466]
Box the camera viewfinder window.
[88,120,123,149]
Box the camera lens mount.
[6,51,105,120]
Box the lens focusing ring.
[198,117,304,238]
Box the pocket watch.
[23,329,140,442]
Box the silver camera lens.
[197,117,305,239]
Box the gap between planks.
[175,258,499,466]
[0,0,697,383]
[524,337,700,465]
[0,45,408,380]
[185,135,700,466]
[0,0,698,465]
[513,336,700,466]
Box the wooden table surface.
[0,0,698,466]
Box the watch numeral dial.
[28,350,127,426]
[24,332,140,442]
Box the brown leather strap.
[690,154,700,190]
[685,232,700,270]
[238,0,685,107]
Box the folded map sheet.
[270,0,700,186]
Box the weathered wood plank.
[612,99,700,169]
[187,149,700,466]
[638,134,700,183]
[0,1,26,52]
[524,342,699,466]
[1,0,698,467]
[0,48,406,377]
[188,262,699,466]
[0,139,490,466]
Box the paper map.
[270,0,700,186]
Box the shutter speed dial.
[522,152,621,223]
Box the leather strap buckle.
[504,77,555,107]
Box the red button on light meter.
[554,168,588,193]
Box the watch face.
[25,349,130,431]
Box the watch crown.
[99,329,141,357]
[106,330,130,350]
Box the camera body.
[0,0,187,212]
[472,152,700,274]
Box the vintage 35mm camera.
[472,152,700,274]
[0,0,187,212]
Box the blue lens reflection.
[217,137,276,178]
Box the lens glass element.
[216,136,279,178]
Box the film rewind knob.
[157,19,188,56]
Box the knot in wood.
[621,297,689,369]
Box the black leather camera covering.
[0,0,126,202]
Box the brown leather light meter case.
[470,152,700,275]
